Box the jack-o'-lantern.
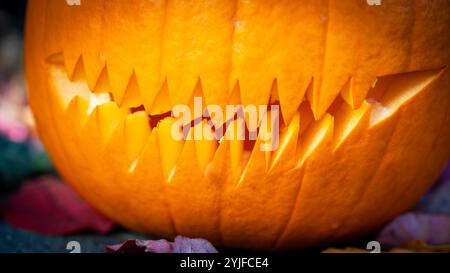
[25,0,450,250]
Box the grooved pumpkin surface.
[25,0,450,250]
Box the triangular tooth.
[340,77,354,108]
[193,120,218,172]
[227,81,241,105]
[237,126,270,185]
[132,129,165,179]
[237,75,272,120]
[226,81,264,133]
[157,117,185,181]
[162,75,197,110]
[269,79,280,104]
[150,79,173,115]
[270,112,300,173]
[254,110,280,170]
[106,63,133,107]
[125,111,151,162]
[333,101,371,151]
[95,102,129,144]
[369,67,444,126]
[310,81,344,121]
[279,77,311,125]
[223,116,245,182]
[64,96,90,133]
[136,69,165,116]
[93,65,111,94]
[297,114,334,167]
[351,76,377,109]
[70,55,86,82]
[82,51,106,91]
[185,79,206,126]
[298,101,315,136]
[120,71,144,108]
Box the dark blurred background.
[0,1,55,193]
[0,1,26,80]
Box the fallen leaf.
[106,236,218,253]
[377,213,450,246]
[0,176,115,235]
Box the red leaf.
[106,236,218,253]
[0,176,115,235]
[377,213,450,246]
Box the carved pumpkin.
[25,0,450,250]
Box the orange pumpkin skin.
[25,0,450,250]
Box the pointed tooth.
[125,112,151,161]
[224,117,245,182]
[83,52,106,91]
[298,101,315,136]
[64,96,90,133]
[95,102,128,144]
[333,101,371,150]
[351,76,376,109]
[227,81,241,106]
[370,68,444,126]
[238,128,270,185]
[106,64,133,107]
[279,77,311,125]
[137,69,165,116]
[339,78,353,108]
[269,79,280,103]
[297,114,334,167]
[70,56,86,82]
[194,120,218,172]
[120,72,143,108]
[150,80,173,115]
[157,117,185,181]
[93,66,111,94]
[256,110,280,168]
[185,79,206,126]
[226,81,263,132]
[270,112,300,173]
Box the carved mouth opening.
[45,52,445,181]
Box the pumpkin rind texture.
[25,0,450,250]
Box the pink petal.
[106,236,218,253]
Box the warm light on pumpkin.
[25,0,450,250]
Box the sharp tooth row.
[53,52,444,184]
